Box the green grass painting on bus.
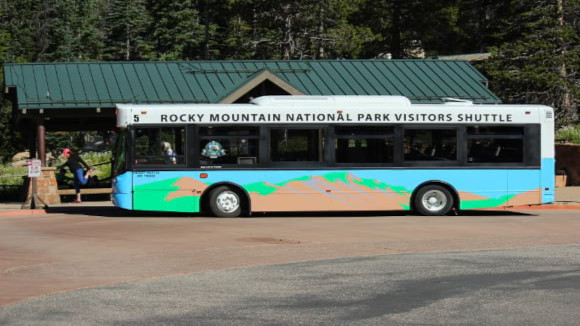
[130,171,527,213]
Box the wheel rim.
[421,190,447,212]
[215,191,240,213]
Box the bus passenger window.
[270,128,323,162]
[199,126,259,167]
[134,127,185,165]
[467,126,524,163]
[335,127,394,164]
[404,129,457,161]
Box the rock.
[11,151,30,161]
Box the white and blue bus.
[112,96,554,217]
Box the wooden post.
[28,125,37,163]
[37,120,46,167]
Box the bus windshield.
[112,130,127,176]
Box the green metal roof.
[3,60,501,109]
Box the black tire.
[414,184,454,216]
[208,186,243,217]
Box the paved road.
[1,245,579,325]
[1,207,579,324]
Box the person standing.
[60,148,94,203]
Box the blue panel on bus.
[112,172,133,210]
[541,158,555,204]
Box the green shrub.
[0,164,27,185]
[556,125,580,144]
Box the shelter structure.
[3,59,501,168]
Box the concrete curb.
[0,209,47,217]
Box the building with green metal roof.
[4,60,499,108]
[2,59,500,165]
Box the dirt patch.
[237,237,302,245]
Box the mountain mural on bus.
[130,170,542,213]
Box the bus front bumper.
[112,193,132,210]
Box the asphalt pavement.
[1,245,579,325]
[0,187,578,325]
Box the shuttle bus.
[111,95,554,217]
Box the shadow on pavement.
[44,206,194,218]
[44,205,533,219]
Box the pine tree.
[225,0,378,60]
[318,0,379,59]
[0,3,23,163]
[1,0,103,62]
[103,0,150,60]
[44,0,104,61]
[222,0,256,59]
[1,0,43,62]
[225,0,279,59]
[198,0,231,59]
[354,0,473,58]
[0,5,7,61]
[146,0,206,60]
[482,0,579,126]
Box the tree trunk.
[318,4,325,59]
[390,1,402,59]
[282,4,293,60]
[125,5,130,61]
[556,0,573,123]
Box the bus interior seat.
[237,157,257,164]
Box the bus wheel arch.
[201,183,251,217]
[411,181,459,216]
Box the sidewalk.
[1,187,578,216]
[555,186,580,204]
[0,200,113,215]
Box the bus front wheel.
[414,185,454,216]
[208,186,242,217]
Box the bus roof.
[116,96,553,128]
[250,95,412,107]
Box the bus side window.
[404,129,457,161]
[199,127,259,166]
[467,126,524,163]
[335,127,394,164]
[134,127,185,165]
[270,128,323,162]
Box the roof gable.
[218,69,304,103]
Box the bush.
[0,164,27,185]
[556,125,580,144]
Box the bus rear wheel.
[414,185,454,216]
[208,186,242,217]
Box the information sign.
[27,159,42,177]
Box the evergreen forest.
[0,0,578,161]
